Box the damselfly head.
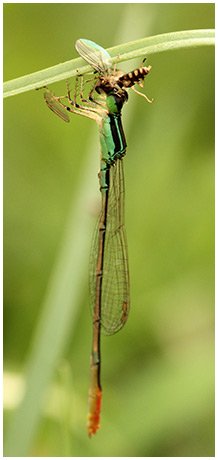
[95,73,126,96]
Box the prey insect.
[44,38,153,437]
[75,38,153,103]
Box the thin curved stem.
[3,29,214,99]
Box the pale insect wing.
[89,159,130,335]
[75,39,111,73]
[44,93,70,123]
[101,159,130,334]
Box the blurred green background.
[4,3,214,457]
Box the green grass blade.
[3,29,214,98]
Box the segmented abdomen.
[118,67,151,88]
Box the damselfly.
[44,39,153,437]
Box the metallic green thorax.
[99,93,127,192]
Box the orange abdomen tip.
[87,386,102,437]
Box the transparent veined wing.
[75,39,111,74]
[89,159,130,335]
[44,93,70,123]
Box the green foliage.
[4,3,214,457]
